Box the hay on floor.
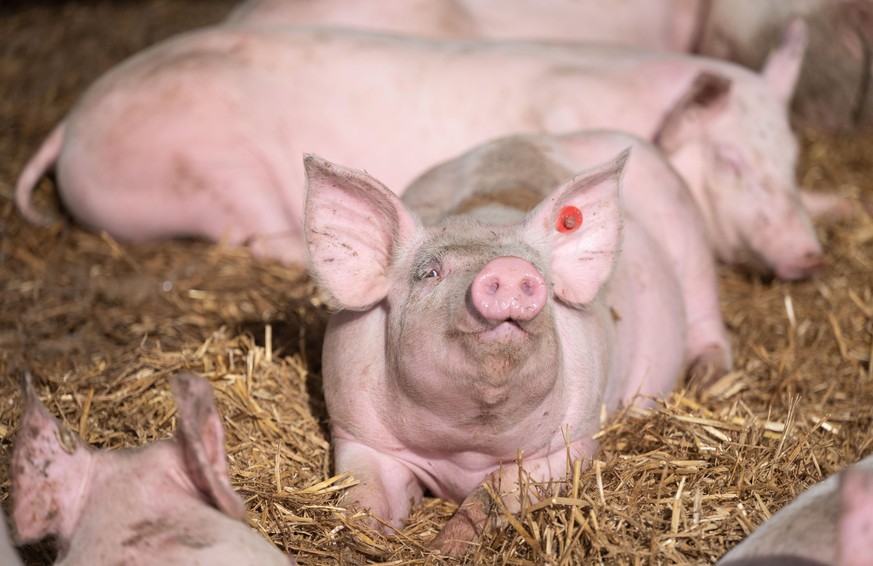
[1,2,872,564]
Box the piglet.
[718,454,873,566]
[304,133,730,555]
[11,372,292,565]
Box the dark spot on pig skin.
[176,532,213,549]
[453,185,544,215]
[122,518,215,550]
[26,423,41,439]
[122,518,172,547]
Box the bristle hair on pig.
[11,371,293,565]
[303,132,731,554]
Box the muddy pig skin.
[303,132,730,554]
[229,0,873,131]
[0,510,23,566]
[11,372,292,566]
[16,24,825,278]
[718,455,873,566]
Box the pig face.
[387,221,561,405]
[657,20,825,280]
[304,151,624,434]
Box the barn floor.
[1,2,872,564]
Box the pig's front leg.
[334,439,424,531]
[800,189,865,222]
[430,444,594,556]
[683,254,733,388]
[429,482,496,556]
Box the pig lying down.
[718,454,873,566]
[16,24,830,279]
[11,372,292,565]
[304,132,731,553]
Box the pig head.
[654,19,830,280]
[11,372,291,565]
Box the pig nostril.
[521,279,537,296]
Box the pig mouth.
[473,320,530,344]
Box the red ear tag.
[556,206,583,233]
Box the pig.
[0,510,23,566]
[718,454,873,566]
[16,23,823,277]
[227,0,873,131]
[11,371,292,565]
[303,131,731,554]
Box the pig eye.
[414,262,442,281]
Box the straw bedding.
[1,2,871,564]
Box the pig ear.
[170,372,245,521]
[12,372,91,543]
[525,149,628,307]
[654,72,732,154]
[761,17,808,104]
[304,153,421,310]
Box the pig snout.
[471,256,547,323]
[775,249,826,280]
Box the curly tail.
[15,122,66,226]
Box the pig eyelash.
[415,268,440,281]
[413,261,443,281]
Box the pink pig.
[718,455,873,566]
[303,131,730,554]
[11,372,292,566]
[16,23,822,277]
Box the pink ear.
[170,372,245,521]
[654,72,732,154]
[12,373,91,544]
[761,17,808,104]
[524,149,628,306]
[303,154,421,310]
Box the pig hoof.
[428,530,475,557]
[685,346,730,389]
[428,515,482,556]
